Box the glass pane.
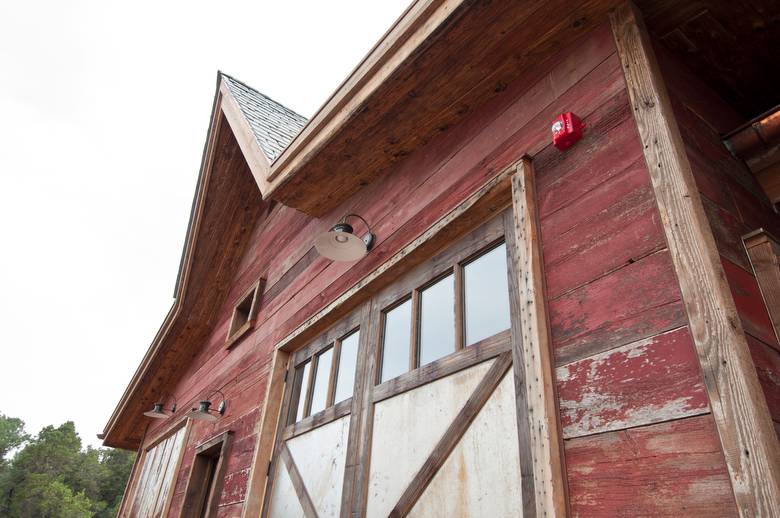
[380,299,412,382]
[418,274,455,367]
[309,347,334,415]
[334,331,360,403]
[294,361,311,422]
[464,243,511,345]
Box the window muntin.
[334,331,359,404]
[380,299,413,383]
[418,273,456,367]
[464,243,511,345]
[376,235,511,384]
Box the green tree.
[5,473,93,518]
[0,415,136,518]
[0,413,28,461]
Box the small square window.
[225,279,264,349]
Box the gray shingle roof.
[221,73,308,162]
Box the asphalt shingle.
[221,73,307,162]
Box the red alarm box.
[551,112,585,150]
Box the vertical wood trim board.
[744,231,780,345]
[509,158,569,518]
[610,3,780,515]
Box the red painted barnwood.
[541,158,665,298]
[564,415,738,517]
[219,468,250,507]
[688,151,738,214]
[747,334,780,423]
[244,24,620,344]
[653,42,743,136]
[722,258,779,349]
[548,250,687,366]
[556,327,708,438]
[701,197,751,271]
[727,175,780,239]
[259,51,628,349]
[535,94,642,218]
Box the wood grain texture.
[241,350,289,518]
[509,159,568,517]
[388,352,513,518]
[743,232,780,347]
[611,2,780,514]
[565,414,737,517]
[723,257,780,349]
[557,326,708,438]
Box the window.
[181,432,232,518]
[288,313,363,425]
[225,279,264,349]
[377,224,511,384]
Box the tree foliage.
[0,414,135,518]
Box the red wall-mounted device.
[551,112,585,150]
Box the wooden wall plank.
[610,2,780,513]
[557,326,708,438]
[509,158,568,517]
[549,250,686,366]
[565,415,737,517]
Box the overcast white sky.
[0,0,409,449]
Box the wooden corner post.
[509,157,569,517]
[610,2,780,514]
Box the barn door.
[263,211,533,517]
[362,214,525,517]
[264,309,368,518]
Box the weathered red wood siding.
[136,23,739,517]
[657,43,780,439]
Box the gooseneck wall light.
[186,390,227,422]
[315,214,375,261]
[143,398,177,419]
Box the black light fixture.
[143,399,177,419]
[315,214,375,261]
[186,390,227,422]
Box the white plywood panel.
[409,371,522,518]
[268,461,305,518]
[287,415,351,518]
[366,359,495,518]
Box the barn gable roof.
[101,73,304,449]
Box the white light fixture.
[315,214,375,261]
[186,391,227,422]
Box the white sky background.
[0,0,409,449]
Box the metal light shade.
[143,403,171,419]
[315,222,374,261]
[186,400,224,422]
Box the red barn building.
[101,1,780,516]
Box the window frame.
[374,214,509,388]
[180,431,233,518]
[225,278,265,349]
[284,307,365,439]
